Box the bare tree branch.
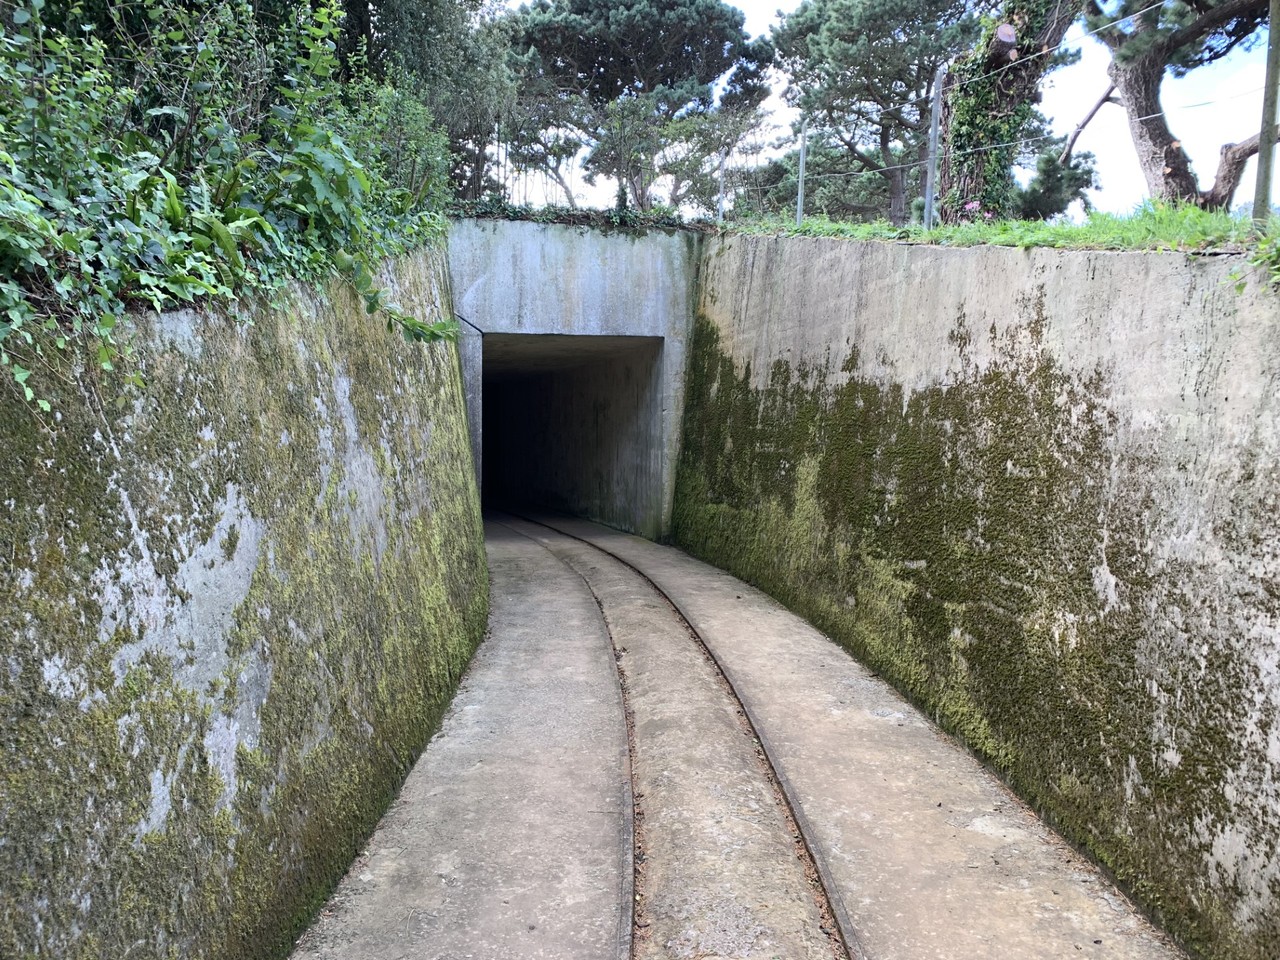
[1058,82,1116,164]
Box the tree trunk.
[937,0,1088,223]
[985,23,1018,68]
[936,64,1002,220]
[1109,58,1201,203]
[550,168,577,208]
[628,173,652,211]
[880,124,907,225]
[886,166,907,225]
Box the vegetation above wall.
[734,202,1280,286]
[449,195,717,233]
[451,198,1279,286]
[0,0,459,412]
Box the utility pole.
[924,61,949,231]
[1252,0,1279,229]
[796,119,809,227]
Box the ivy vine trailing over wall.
[0,0,457,412]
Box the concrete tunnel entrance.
[481,333,666,538]
[448,218,699,541]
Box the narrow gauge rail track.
[492,512,866,960]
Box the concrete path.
[538,515,1183,960]
[292,521,630,960]
[293,514,1185,960]
[505,516,838,960]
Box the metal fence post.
[796,119,809,227]
[924,61,949,231]
[1252,0,1279,229]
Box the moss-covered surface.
[674,296,1279,959]
[0,247,488,960]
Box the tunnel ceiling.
[483,334,661,380]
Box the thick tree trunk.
[1109,59,1201,203]
[881,125,907,225]
[937,1,1088,223]
[936,65,1001,219]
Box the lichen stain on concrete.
[674,235,1280,960]
[0,246,489,960]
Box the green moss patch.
[0,248,487,960]
[674,306,1279,960]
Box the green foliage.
[1086,0,1268,75]
[1246,231,1280,288]
[449,195,709,231]
[1084,1,1268,208]
[1015,143,1098,220]
[652,106,764,212]
[939,0,1084,221]
[506,0,773,209]
[734,142,909,221]
[0,0,455,410]
[513,0,770,111]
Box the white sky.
[502,0,1276,213]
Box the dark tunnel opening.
[481,333,665,537]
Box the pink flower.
[963,200,981,212]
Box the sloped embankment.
[0,247,488,960]
[675,234,1279,960]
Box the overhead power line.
[790,86,1267,186]
[788,0,1171,134]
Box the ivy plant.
[0,0,456,413]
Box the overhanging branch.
[1059,83,1116,164]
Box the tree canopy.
[514,0,771,110]
[507,0,773,209]
[774,0,990,223]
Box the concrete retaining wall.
[675,234,1280,959]
[448,219,698,537]
[0,249,489,960]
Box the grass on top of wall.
[731,202,1277,263]
[732,203,1280,288]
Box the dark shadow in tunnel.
[481,333,665,538]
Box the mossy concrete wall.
[0,248,488,960]
[676,234,1279,960]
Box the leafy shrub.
[0,0,455,411]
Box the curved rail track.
[296,511,1186,960]
[493,511,864,960]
